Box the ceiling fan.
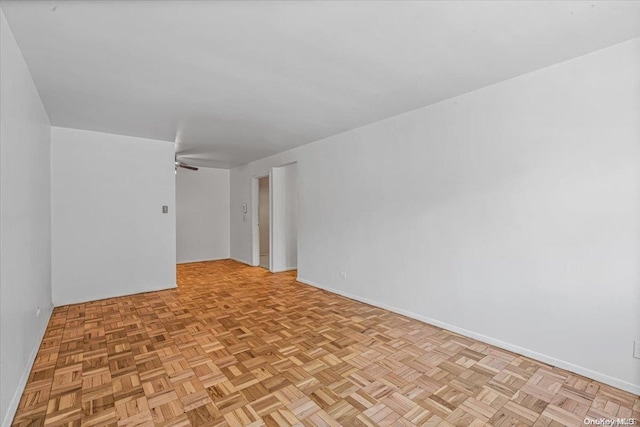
[175,154,198,172]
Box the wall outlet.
[36,306,41,318]
[339,272,347,279]
[162,205,169,214]
[634,340,640,359]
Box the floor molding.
[2,305,54,427]
[177,257,230,264]
[296,276,640,395]
[53,284,177,307]
[230,257,253,266]
[271,267,297,273]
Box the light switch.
[162,205,169,214]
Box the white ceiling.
[2,1,639,168]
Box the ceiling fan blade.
[178,164,199,171]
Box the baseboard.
[230,256,296,273]
[2,304,54,427]
[177,257,230,264]
[271,267,297,273]
[53,284,177,307]
[296,276,640,395]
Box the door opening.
[258,176,270,269]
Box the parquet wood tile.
[11,260,640,426]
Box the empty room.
[0,1,639,426]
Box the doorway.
[258,176,270,269]
[251,163,297,272]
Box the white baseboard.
[177,257,229,264]
[271,267,297,273]
[2,304,54,427]
[230,257,253,266]
[53,284,177,307]
[296,276,640,395]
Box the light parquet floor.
[12,260,640,427]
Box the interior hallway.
[11,260,640,426]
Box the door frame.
[251,173,272,271]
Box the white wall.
[176,167,230,263]
[51,127,176,306]
[258,177,269,256]
[283,163,298,270]
[271,163,297,272]
[0,9,53,427]
[231,38,640,393]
